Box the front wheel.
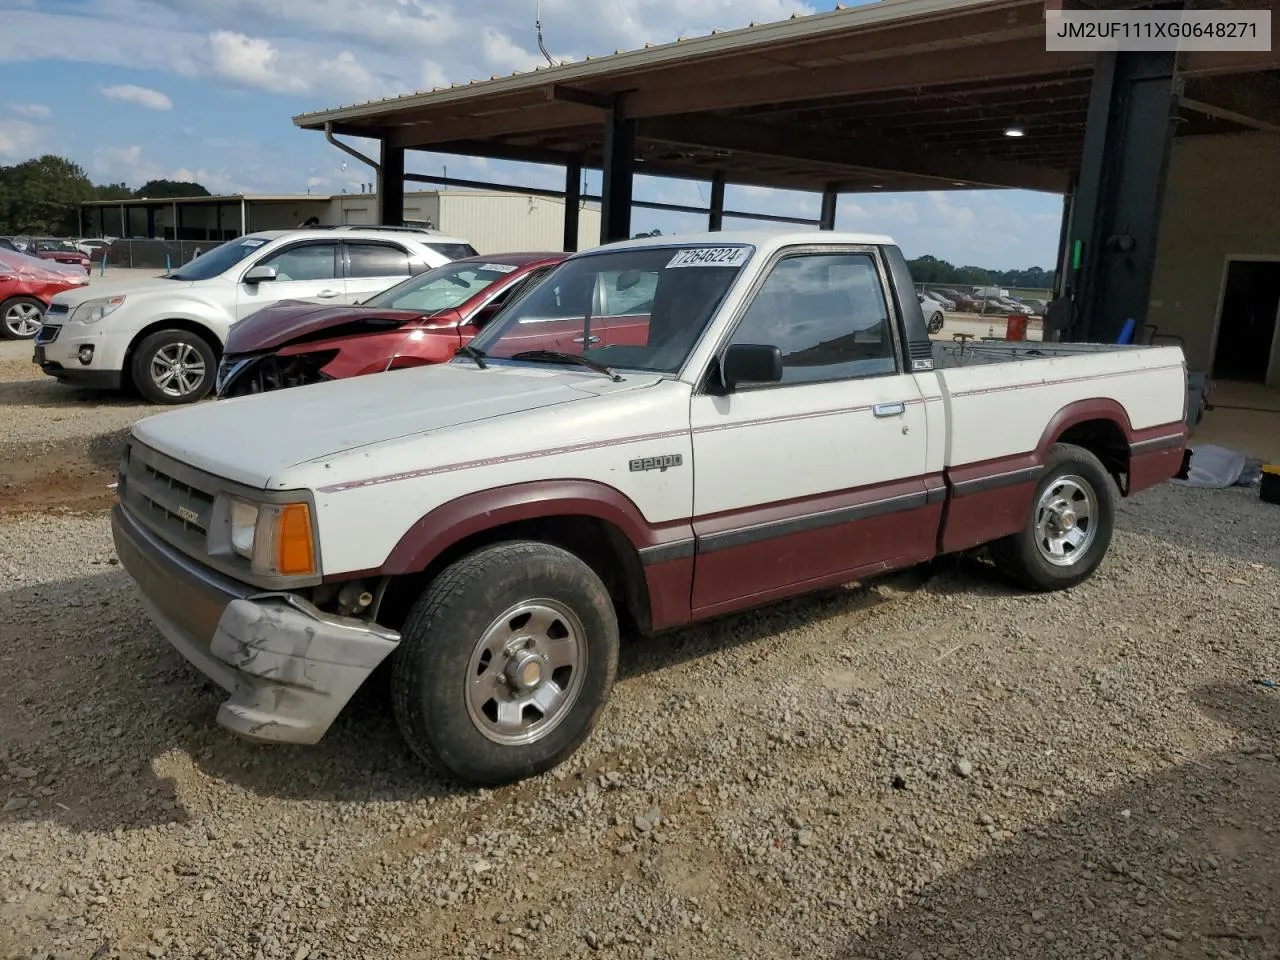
[927,311,944,334]
[391,541,619,785]
[1,297,44,340]
[989,443,1116,592]
[130,329,217,404]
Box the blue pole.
[100,253,106,277]
[165,253,171,273]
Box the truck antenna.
[535,0,557,67]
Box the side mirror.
[722,343,783,390]
[243,264,278,284]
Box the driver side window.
[728,252,898,385]
[257,242,339,282]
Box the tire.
[391,541,620,786]
[989,443,1116,592]
[927,311,945,334]
[130,328,217,404]
[1,296,44,340]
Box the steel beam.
[1063,51,1179,344]
[600,105,635,243]
[563,160,582,252]
[819,187,838,230]
[376,135,405,226]
[708,173,726,231]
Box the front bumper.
[111,503,400,744]
[35,323,127,388]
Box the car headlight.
[226,497,317,578]
[70,295,126,324]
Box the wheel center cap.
[1061,511,1076,530]
[506,650,546,691]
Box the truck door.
[688,247,936,617]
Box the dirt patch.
[0,432,125,517]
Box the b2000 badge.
[629,454,683,473]
[176,504,199,523]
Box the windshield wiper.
[509,350,622,382]
[454,344,488,369]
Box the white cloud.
[100,84,173,111]
[207,31,310,94]
[0,119,47,159]
[6,102,51,118]
[479,28,558,76]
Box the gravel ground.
[1,350,1278,959]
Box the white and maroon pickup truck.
[111,231,1189,785]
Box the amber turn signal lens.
[276,502,316,576]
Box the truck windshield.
[362,260,520,313]
[465,244,752,375]
[165,236,272,281]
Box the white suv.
[34,227,477,404]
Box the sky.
[0,0,1064,270]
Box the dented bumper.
[111,504,400,744]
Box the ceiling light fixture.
[1004,126,1026,138]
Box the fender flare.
[379,478,692,575]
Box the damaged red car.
[215,252,566,398]
[0,248,90,340]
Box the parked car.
[0,248,90,339]
[1020,298,1048,316]
[31,238,92,275]
[34,227,477,405]
[109,229,1190,786]
[924,290,955,311]
[936,287,980,312]
[216,252,567,398]
[0,238,22,254]
[75,238,112,260]
[918,292,947,333]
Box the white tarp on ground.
[1172,444,1263,489]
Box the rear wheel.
[990,443,1116,592]
[927,311,944,334]
[0,297,44,340]
[130,328,217,404]
[391,541,619,785]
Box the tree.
[136,179,211,198]
[0,155,95,235]
[92,182,135,201]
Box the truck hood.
[131,362,641,489]
[224,300,434,353]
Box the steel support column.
[819,187,838,230]
[600,105,635,243]
[708,173,726,231]
[1063,51,1180,344]
[376,134,406,226]
[563,160,582,252]
[1052,185,1074,300]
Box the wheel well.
[123,319,223,387]
[1055,418,1130,490]
[375,515,651,635]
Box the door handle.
[873,401,906,418]
[316,289,339,299]
[571,335,601,344]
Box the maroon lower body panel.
[687,477,944,621]
[938,453,1042,555]
[1128,423,1188,494]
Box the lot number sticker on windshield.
[240,238,266,247]
[666,247,750,268]
[478,263,518,273]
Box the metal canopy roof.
[294,0,1280,195]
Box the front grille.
[35,324,61,343]
[217,351,337,398]
[120,441,217,559]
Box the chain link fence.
[87,239,214,272]
[915,281,1054,317]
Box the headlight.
[224,497,317,578]
[70,295,126,324]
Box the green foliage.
[0,155,96,235]
[92,182,135,201]
[136,179,211,198]
[907,254,1056,291]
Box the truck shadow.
[0,378,146,410]
[837,681,1280,959]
